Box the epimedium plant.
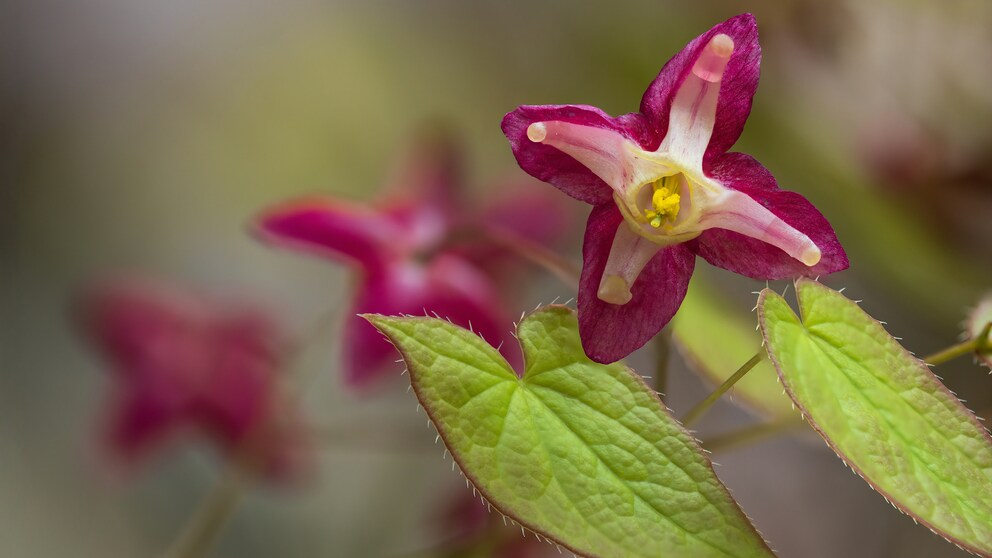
[363,13,992,558]
[71,12,992,558]
[367,282,992,557]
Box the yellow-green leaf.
[365,306,773,558]
[759,279,992,556]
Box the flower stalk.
[159,305,341,558]
[682,351,764,427]
[159,462,251,558]
[653,329,673,401]
[923,321,991,366]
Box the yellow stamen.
[643,175,681,228]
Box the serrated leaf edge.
[757,278,992,558]
[365,306,776,558]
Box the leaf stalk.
[682,352,764,427]
[923,321,991,366]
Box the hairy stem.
[681,352,764,427]
[923,322,991,366]
[653,329,672,402]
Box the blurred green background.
[2,0,990,556]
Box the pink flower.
[255,130,570,388]
[502,14,848,363]
[77,278,308,480]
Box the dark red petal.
[382,124,464,213]
[501,105,654,205]
[578,205,696,364]
[693,152,849,279]
[341,306,410,389]
[254,197,401,277]
[105,387,185,462]
[343,256,519,388]
[379,126,464,248]
[640,13,761,162]
[76,279,209,375]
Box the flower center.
[644,175,681,228]
[614,171,703,247]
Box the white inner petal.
[659,34,734,169]
[597,222,663,305]
[526,121,665,194]
[698,189,821,266]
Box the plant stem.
[158,463,250,558]
[923,322,991,366]
[159,304,342,558]
[924,340,982,366]
[681,352,764,427]
[702,418,800,453]
[653,329,672,402]
[162,413,294,558]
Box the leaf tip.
[358,312,390,329]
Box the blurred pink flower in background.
[76,278,309,480]
[255,128,572,389]
[447,175,573,287]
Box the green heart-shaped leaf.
[672,277,797,420]
[759,279,992,556]
[365,306,773,558]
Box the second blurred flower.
[255,128,572,389]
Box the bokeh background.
[3,0,991,556]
